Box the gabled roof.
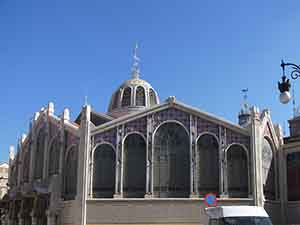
[91,98,249,136]
[75,110,114,126]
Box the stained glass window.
[227,145,248,197]
[123,134,146,198]
[93,144,116,198]
[153,122,190,198]
[197,134,219,196]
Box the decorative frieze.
[124,116,147,137]
[196,117,219,136]
[226,128,250,150]
[93,129,117,148]
[152,108,190,132]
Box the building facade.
[0,162,9,199]
[4,52,300,225]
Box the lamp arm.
[281,61,300,80]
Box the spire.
[131,43,140,79]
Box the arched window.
[34,130,46,179]
[287,152,300,201]
[23,150,30,182]
[153,122,190,198]
[123,133,146,198]
[262,138,276,200]
[227,145,248,198]
[121,87,131,107]
[149,89,157,106]
[197,134,219,196]
[48,138,60,176]
[93,144,116,198]
[64,146,78,200]
[136,86,146,106]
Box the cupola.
[108,45,160,118]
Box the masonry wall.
[61,200,77,225]
[86,199,254,225]
[264,201,282,224]
[286,202,300,224]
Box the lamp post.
[278,60,300,104]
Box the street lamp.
[278,60,300,104]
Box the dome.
[107,44,160,117]
[108,77,160,118]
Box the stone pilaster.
[145,115,153,198]
[189,115,197,198]
[30,211,37,225]
[43,115,50,180]
[46,210,55,225]
[17,214,23,225]
[278,144,287,224]
[17,139,23,187]
[114,125,123,198]
[75,105,91,225]
[250,106,263,206]
[220,126,228,198]
[120,124,125,197]
[29,112,39,182]
[59,108,69,196]
[88,136,94,198]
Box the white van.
[205,206,273,225]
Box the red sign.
[204,193,217,207]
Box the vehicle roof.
[205,206,269,218]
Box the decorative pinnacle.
[241,88,249,114]
[132,43,140,79]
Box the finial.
[9,146,15,161]
[131,43,140,79]
[84,95,88,106]
[241,88,250,114]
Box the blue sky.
[0,0,300,162]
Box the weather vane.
[132,43,140,79]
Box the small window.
[122,87,131,107]
[136,86,146,106]
[149,89,157,105]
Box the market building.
[4,48,300,225]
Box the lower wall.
[286,201,300,224]
[61,201,77,225]
[86,198,254,225]
[264,201,282,224]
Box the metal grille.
[153,122,190,198]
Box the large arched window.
[149,89,157,106]
[48,138,60,176]
[197,134,219,196]
[34,130,46,179]
[287,152,300,201]
[123,133,146,198]
[64,146,78,200]
[136,86,146,106]
[93,144,116,198]
[23,150,30,182]
[262,138,276,200]
[227,144,248,198]
[153,122,190,198]
[121,87,131,107]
